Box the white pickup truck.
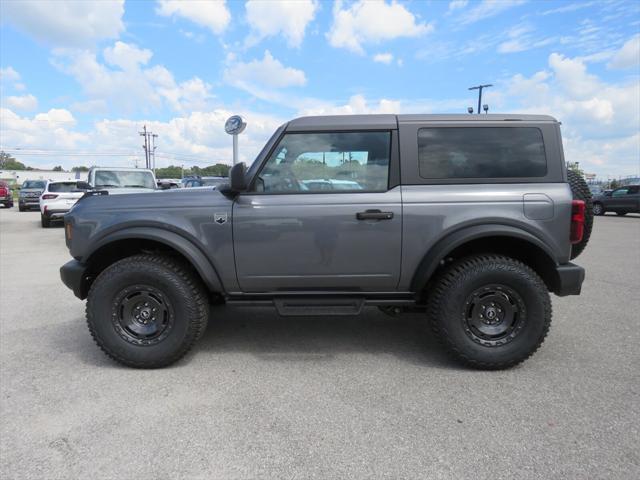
[79,167,157,194]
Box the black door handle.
[356,209,394,220]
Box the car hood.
[75,186,229,211]
[98,187,157,195]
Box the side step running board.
[274,298,364,316]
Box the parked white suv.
[39,181,86,228]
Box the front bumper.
[19,198,40,208]
[60,259,89,299]
[553,262,585,296]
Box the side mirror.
[76,181,91,190]
[219,162,247,196]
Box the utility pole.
[139,125,149,168]
[468,84,493,115]
[138,126,158,170]
[151,133,158,174]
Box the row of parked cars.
[0,167,229,227]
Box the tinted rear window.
[48,182,78,192]
[418,127,547,179]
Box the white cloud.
[223,51,306,101]
[448,0,468,11]
[608,35,640,70]
[103,41,153,70]
[52,42,213,114]
[245,0,318,48]
[2,0,124,47]
[299,94,400,116]
[0,67,21,83]
[5,94,38,111]
[156,0,230,35]
[456,0,526,26]
[488,52,640,175]
[373,53,394,64]
[0,107,284,170]
[328,0,432,54]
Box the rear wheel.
[616,212,627,216]
[40,214,50,228]
[86,254,209,368]
[428,254,551,370]
[567,170,593,259]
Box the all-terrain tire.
[567,169,593,259]
[40,214,50,228]
[428,254,552,370]
[86,254,209,368]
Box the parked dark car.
[592,185,640,216]
[0,181,14,208]
[18,180,47,211]
[183,176,227,188]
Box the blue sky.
[1,0,638,177]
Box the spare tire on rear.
[567,169,593,260]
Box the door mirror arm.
[219,162,248,197]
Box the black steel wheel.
[112,285,174,346]
[592,202,604,216]
[463,284,526,347]
[428,254,551,370]
[87,254,209,368]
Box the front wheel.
[86,254,209,368]
[428,255,551,370]
[616,212,627,216]
[592,203,604,216]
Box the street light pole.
[469,84,493,115]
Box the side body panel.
[232,188,402,292]
[398,183,573,290]
[67,189,239,292]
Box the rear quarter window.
[418,127,547,179]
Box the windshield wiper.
[124,184,151,188]
[95,184,119,188]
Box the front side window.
[418,127,547,179]
[612,188,629,197]
[255,131,391,193]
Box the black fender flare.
[410,223,558,292]
[85,227,224,293]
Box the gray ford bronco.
[60,114,591,369]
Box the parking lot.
[0,207,638,479]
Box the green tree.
[155,165,184,178]
[0,151,28,170]
[71,166,89,172]
[52,165,63,171]
[610,179,619,189]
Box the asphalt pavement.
[1,207,639,479]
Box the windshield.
[22,180,46,189]
[48,182,79,193]
[94,170,155,189]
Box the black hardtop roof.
[285,114,558,131]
